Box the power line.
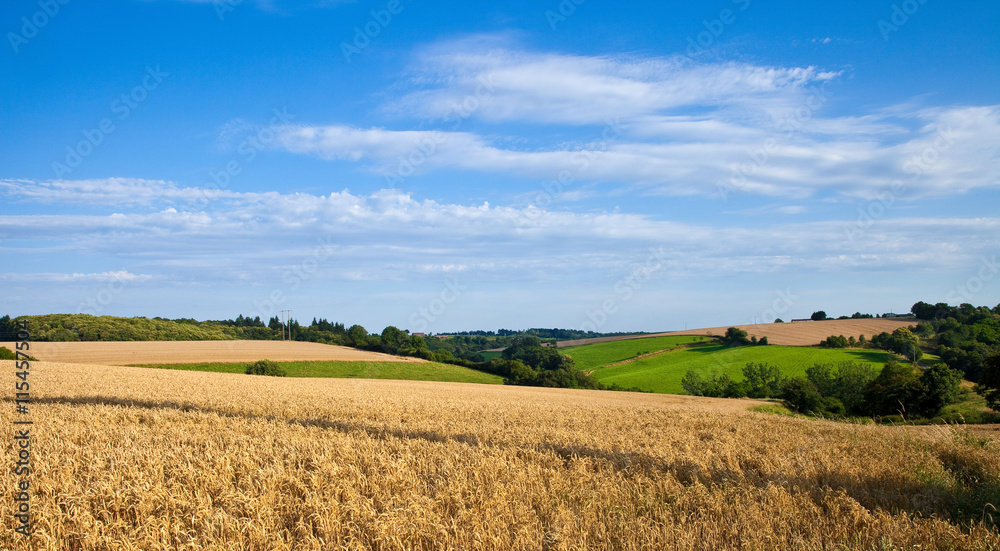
[280,310,292,341]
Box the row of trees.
[909,301,1000,382]
[720,327,768,346]
[681,362,782,399]
[682,359,965,419]
[807,311,879,321]
[819,327,923,361]
[487,335,644,391]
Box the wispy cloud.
[0,271,154,283]
[264,42,1000,200]
[273,106,1000,198]
[3,178,996,285]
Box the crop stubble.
[555,318,919,348]
[0,340,423,365]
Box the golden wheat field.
[3,360,999,550]
[0,340,423,365]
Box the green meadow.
[566,339,901,394]
[561,335,708,371]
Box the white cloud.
[0,178,240,206]
[0,271,154,283]
[391,42,834,125]
[273,104,1000,198]
[260,42,1000,199]
[2,178,996,284]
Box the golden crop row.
[2,361,998,550]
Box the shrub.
[819,335,849,348]
[781,377,823,414]
[742,362,783,398]
[681,370,748,398]
[0,346,16,360]
[870,328,923,361]
[916,363,963,417]
[977,354,1000,412]
[806,361,877,415]
[819,396,846,417]
[861,359,922,417]
[720,327,751,346]
[681,370,706,396]
[245,359,286,377]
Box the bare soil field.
[0,340,423,365]
[555,318,919,348]
[1,360,997,549]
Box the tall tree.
[977,354,1000,412]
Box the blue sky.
[1,0,998,333]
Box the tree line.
[682,359,967,420]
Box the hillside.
[579,343,903,394]
[554,318,919,348]
[8,313,274,341]
[3,360,996,549]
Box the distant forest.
[0,313,631,365]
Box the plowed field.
[555,318,919,347]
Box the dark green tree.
[379,326,408,354]
[681,370,706,396]
[245,359,286,377]
[742,362,783,398]
[862,359,923,417]
[975,354,1000,412]
[831,361,878,414]
[819,335,849,348]
[916,363,963,417]
[870,328,923,362]
[811,311,827,321]
[781,377,823,413]
[720,327,751,346]
[347,324,370,348]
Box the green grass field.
[130,360,504,385]
[587,342,903,394]
[560,335,708,371]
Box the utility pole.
[280,309,292,341]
